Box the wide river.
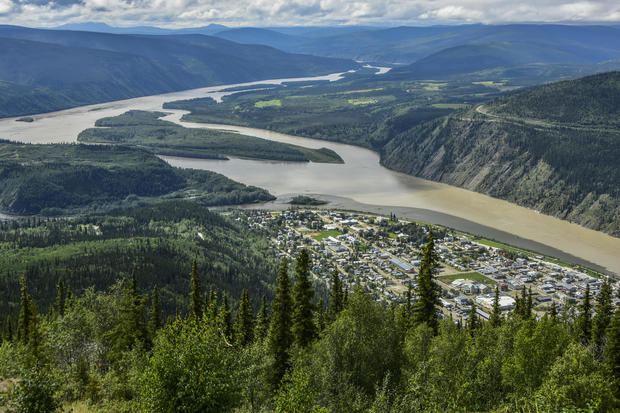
[1,72,618,275]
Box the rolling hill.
[0,25,357,118]
[381,72,620,236]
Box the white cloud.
[0,0,619,27]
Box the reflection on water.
[0,72,618,275]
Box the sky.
[0,0,619,28]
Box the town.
[232,208,619,323]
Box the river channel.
[0,72,618,275]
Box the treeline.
[1,234,618,412]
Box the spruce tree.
[489,285,501,328]
[468,300,478,334]
[291,249,315,347]
[254,295,269,342]
[525,287,533,319]
[207,289,218,324]
[592,279,613,356]
[604,301,620,385]
[412,231,441,333]
[268,259,293,386]
[149,284,162,336]
[220,292,232,340]
[55,278,66,317]
[549,301,558,323]
[328,270,343,320]
[234,290,253,346]
[578,284,592,345]
[65,285,73,310]
[17,275,32,344]
[189,258,202,320]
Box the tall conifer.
[578,284,592,345]
[234,289,253,346]
[254,295,269,341]
[17,275,32,344]
[291,249,315,347]
[490,285,501,327]
[55,278,66,316]
[592,280,613,356]
[149,284,162,336]
[412,231,441,332]
[189,259,202,320]
[268,259,293,386]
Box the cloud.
[0,0,618,27]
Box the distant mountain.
[381,72,620,236]
[240,24,620,65]
[53,22,228,35]
[213,28,306,49]
[387,41,610,79]
[0,26,357,118]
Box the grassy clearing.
[337,88,384,95]
[439,272,496,286]
[312,230,342,241]
[473,81,506,87]
[421,82,448,91]
[432,103,469,109]
[348,98,378,105]
[254,99,282,108]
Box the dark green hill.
[387,42,593,79]
[0,142,274,215]
[381,72,620,236]
[0,26,357,118]
[484,71,620,127]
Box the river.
[0,72,618,275]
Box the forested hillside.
[78,111,343,163]
[382,72,620,236]
[0,233,618,412]
[0,26,357,118]
[0,141,274,215]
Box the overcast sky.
[0,0,619,28]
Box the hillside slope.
[381,72,620,236]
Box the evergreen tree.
[578,284,592,345]
[291,249,315,347]
[549,301,558,323]
[268,259,293,387]
[525,287,533,319]
[65,285,73,310]
[149,284,162,337]
[54,278,66,317]
[592,279,613,357]
[254,295,269,342]
[234,289,253,346]
[343,287,349,307]
[109,272,148,358]
[17,275,33,344]
[189,258,203,320]
[468,300,479,334]
[490,285,501,328]
[604,301,620,385]
[412,231,441,332]
[328,270,343,320]
[3,317,12,342]
[220,292,232,340]
[207,289,218,324]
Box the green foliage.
[189,259,202,320]
[536,342,617,411]
[412,231,441,332]
[13,363,60,413]
[78,110,343,163]
[234,289,253,346]
[578,284,593,345]
[140,318,241,413]
[291,249,316,348]
[592,280,613,357]
[267,259,293,387]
